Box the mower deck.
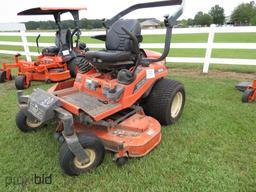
[235,82,252,92]
[26,70,70,82]
[0,55,71,87]
[49,80,162,157]
[74,113,161,157]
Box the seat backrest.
[55,29,72,50]
[105,19,141,52]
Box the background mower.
[16,0,185,176]
[0,7,89,89]
[236,80,256,103]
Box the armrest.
[91,35,106,41]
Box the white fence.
[0,23,256,73]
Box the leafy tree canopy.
[209,5,225,25]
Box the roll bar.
[53,10,80,31]
[53,11,81,49]
[103,0,184,63]
[104,0,184,28]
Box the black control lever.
[122,27,141,75]
[36,34,41,54]
[121,27,140,55]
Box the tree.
[194,12,213,26]
[209,5,225,25]
[231,1,256,25]
[251,15,256,25]
[187,18,194,26]
[25,19,104,30]
[26,21,40,30]
[80,18,103,29]
[179,19,188,27]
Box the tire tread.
[59,134,105,176]
[143,78,185,125]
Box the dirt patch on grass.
[170,68,256,81]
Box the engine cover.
[28,88,60,121]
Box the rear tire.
[242,89,254,103]
[59,133,105,176]
[16,110,43,133]
[0,70,6,83]
[15,75,29,90]
[143,78,185,125]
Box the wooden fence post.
[203,24,215,73]
[20,29,31,61]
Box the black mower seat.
[42,29,71,56]
[55,29,72,50]
[85,50,135,63]
[42,46,60,56]
[85,19,141,70]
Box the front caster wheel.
[45,79,52,84]
[0,70,6,83]
[59,134,105,176]
[16,110,43,133]
[15,75,30,90]
[242,89,255,103]
[115,157,128,166]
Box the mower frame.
[16,0,185,175]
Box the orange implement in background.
[0,7,89,89]
[236,80,256,103]
[242,80,256,103]
[0,54,71,88]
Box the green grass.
[0,45,24,52]
[212,49,256,59]
[214,33,256,43]
[151,48,256,60]
[0,69,255,191]
[168,62,256,73]
[0,32,256,191]
[27,36,55,43]
[143,33,209,43]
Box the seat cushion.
[85,50,135,63]
[42,46,60,56]
[83,20,141,71]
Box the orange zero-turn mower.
[236,80,256,103]
[0,7,90,89]
[16,0,185,176]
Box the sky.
[0,0,254,23]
